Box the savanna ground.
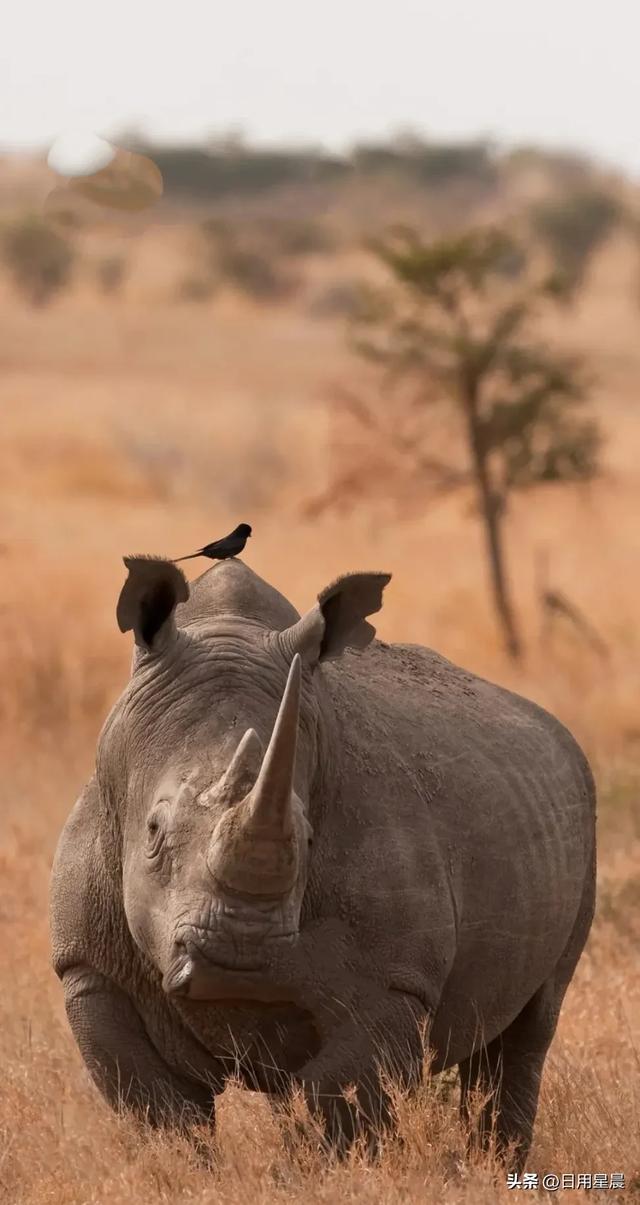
[0,150,639,1202]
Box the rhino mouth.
[163,930,297,998]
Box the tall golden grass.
[0,209,638,1201]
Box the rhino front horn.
[246,654,301,836]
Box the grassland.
[0,156,638,1201]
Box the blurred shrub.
[200,216,232,245]
[258,218,337,257]
[217,245,299,301]
[95,254,127,295]
[1,214,75,305]
[193,219,301,301]
[308,280,369,320]
[45,205,85,231]
[529,190,623,292]
[176,274,218,302]
[199,215,335,259]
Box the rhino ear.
[116,556,189,653]
[281,572,391,665]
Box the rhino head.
[99,556,390,1001]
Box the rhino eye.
[146,811,166,858]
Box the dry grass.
[0,195,639,1201]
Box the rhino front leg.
[62,967,216,1130]
[295,991,427,1156]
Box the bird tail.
[172,552,202,562]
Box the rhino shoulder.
[49,776,116,979]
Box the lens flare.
[46,132,163,215]
[47,132,116,178]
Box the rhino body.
[50,558,596,1166]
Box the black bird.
[173,523,252,563]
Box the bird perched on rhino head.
[173,523,252,563]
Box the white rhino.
[50,556,596,1167]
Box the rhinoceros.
[50,556,596,1167]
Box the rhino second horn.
[216,728,264,805]
[246,654,301,837]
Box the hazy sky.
[3,0,639,173]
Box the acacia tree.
[312,227,601,659]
